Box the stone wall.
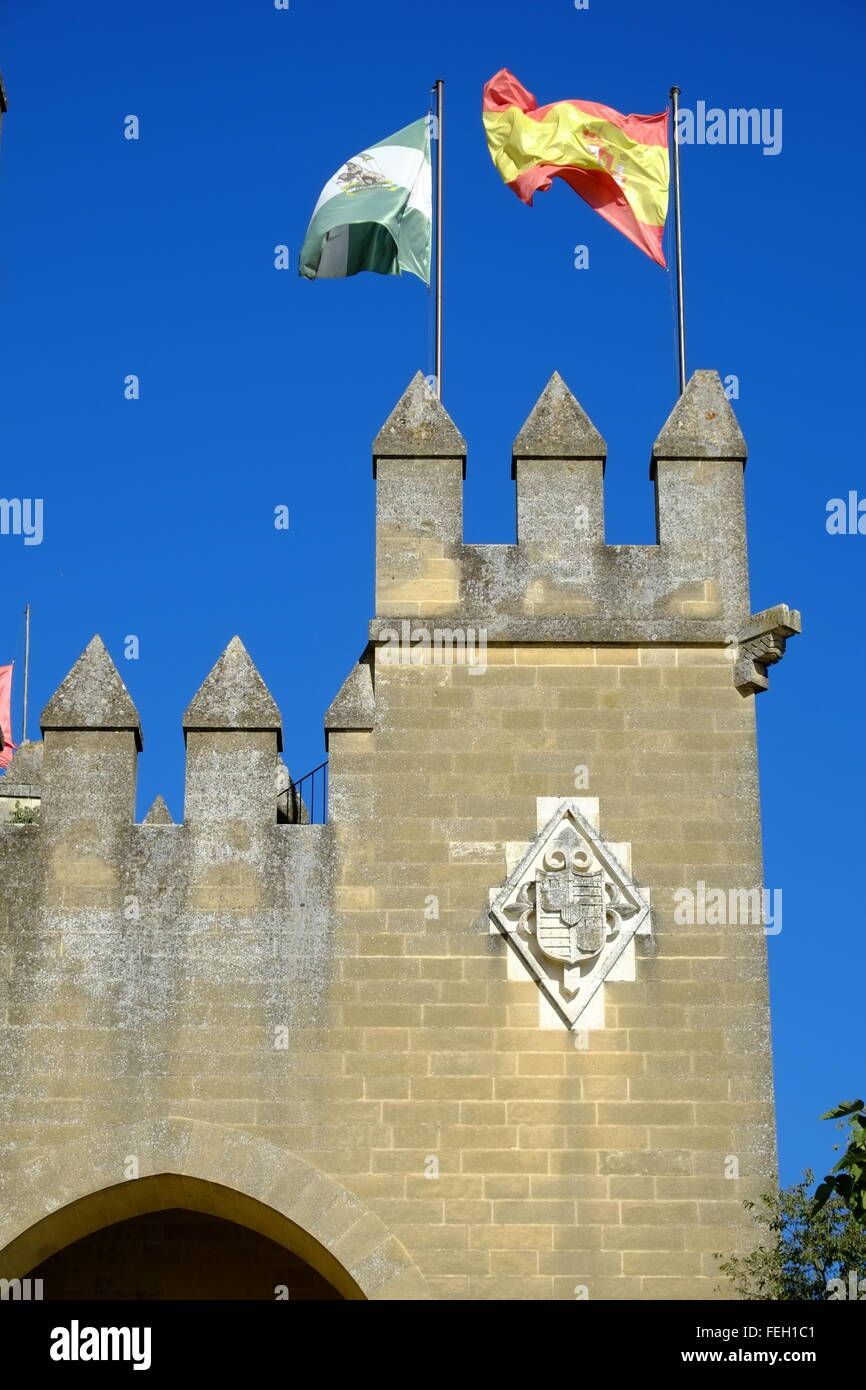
[0,370,799,1300]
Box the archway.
[0,1120,430,1301]
[28,1203,343,1301]
[6,1174,358,1299]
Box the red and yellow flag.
[483,69,670,266]
[0,664,15,770]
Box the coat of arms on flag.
[299,117,432,283]
[482,68,670,266]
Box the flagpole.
[433,78,444,399]
[21,603,30,744]
[669,85,687,396]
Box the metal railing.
[278,759,328,825]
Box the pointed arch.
[0,1119,429,1301]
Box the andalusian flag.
[299,118,432,283]
[483,70,670,266]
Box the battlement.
[0,637,332,1022]
[0,368,802,842]
[0,636,314,835]
[373,369,766,645]
[0,370,802,1301]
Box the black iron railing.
[278,759,328,825]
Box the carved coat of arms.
[489,801,650,1028]
[537,827,606,959]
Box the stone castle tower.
[0,370,799,1301]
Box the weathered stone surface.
[737,604,801,644]
[325,656,375,746]
[40,636,142,750]
[0,740,43,800]
[372,370,761,638]
[0,369,798,1302]
[653,370,747,463]
[374,379,466,602]
[373,372,466,472]
[142,795,173,825]
[512,372,606,464]
[183,636,283,749]
[734,605,802,696]
[511,374,607,548]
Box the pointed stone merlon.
[373,373,466,615]
[651,370,750,615]
[182,637,283,825]
[39,637,141,826]
[324,658,375,751]
[0,740,43,798]
[142,795,173,826]
[512,372,607,546]
[275,758,303,823]
[323,658,374,824]
[733,605,801,695]
[0,740,43,823]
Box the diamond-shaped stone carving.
[489,799,650,1028]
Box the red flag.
[482,69,670,266]
[0,664,16,769]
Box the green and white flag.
[299,117,432,283]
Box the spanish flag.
[483,70,670,266]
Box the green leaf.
[821,1099,865,1120]
[812,1180,833,1212]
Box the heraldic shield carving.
[489,800,650,1028]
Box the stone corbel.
[733,604,801,695]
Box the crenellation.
[0,368,800,1300]
[35,637,141,833]
[142,795,173,826]
[0,741,43,823]
[512,371,607,548]
[182,637,283,827]
[324,653,376,750]
[370,369,770,644]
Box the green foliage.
[813,1098,866,1228]
[10,800,40,824]
[718,1171,866,1300]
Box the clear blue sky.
[1,0,863,1188]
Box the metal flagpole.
[433,78,444,400]
[669,86,687,396]
[22,603,30,744]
